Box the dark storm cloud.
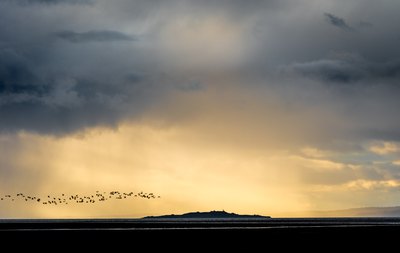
[0,0,159,135]
[0,74,154,135]
[53,30,135,43]
[0,44,156,135]
[0,44,160,135]
[0,49,42,91]
[324,13,355,32]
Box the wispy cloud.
[370,142,400,155]
[324,13,356,32]
[281,53,400,83]
[324,13,374,33]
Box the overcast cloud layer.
[1,0,400,217]
[0,0,399,136]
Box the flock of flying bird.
[0,191,160,205]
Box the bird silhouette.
[1,190,160,206]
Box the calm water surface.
[1,217,400,231]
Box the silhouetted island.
[142,210,271,219]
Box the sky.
[1,0,400,218]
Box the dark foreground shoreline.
[1,218,399,251]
